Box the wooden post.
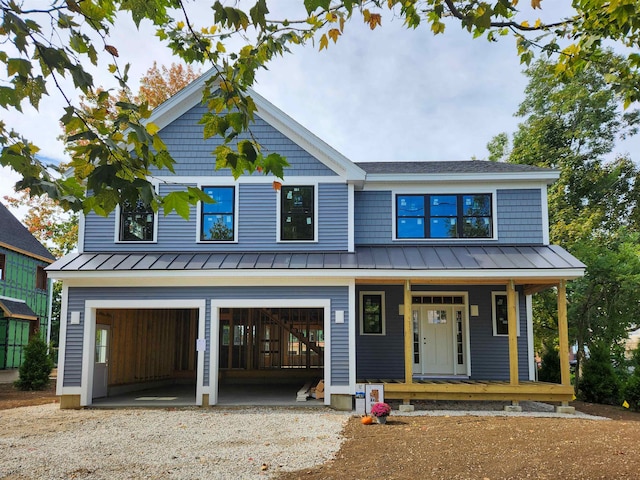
[557,280,571,387]
[404,280,413,385]
[507,280,519,385]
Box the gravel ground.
[0,405,350,480]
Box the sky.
[1,1,638,219]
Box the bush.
[579,343,621,405]
[14,336,55,391]
[537,345,561,383]
[623,374,640,411]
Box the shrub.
[579,343,621,405]
[14,336,54,391]
[537,345,561,383]
[623,374,640,411]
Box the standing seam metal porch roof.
[46,245,585,273]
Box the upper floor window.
[396,194,492,239]
[36,265,47,290]
[201,186,235,241]
[281,186,314,241]
[0,253,5,281]
[118,199,155,242]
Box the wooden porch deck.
[360,379,574,402]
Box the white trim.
[80,299,206,407]
[55,284,69,395]
[209,298,332,406]
[541,186,550,245]
[362,172,559,185]
[277,183,319,243]
[77,212,85,253]
[526,294,535,381]
[57,386,83,395]
[50,267,585,284]
[359,291,386,335]
[153,175,346,185]
[491,291,521,337]
[348,183,355,252]
[46,277,53,347]
[348,280,356,394]
[196,183,239,244]
[392,190,498,242]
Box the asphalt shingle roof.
[356,161,553,175]
[0,202,55,261]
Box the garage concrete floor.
[91,383,326,408]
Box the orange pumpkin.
[361,415,373,425]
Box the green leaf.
[7,58,31,77]
[304,0,331,14]
[162,191,191,219]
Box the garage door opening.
[93,308,198,405]
[218,308,325,403]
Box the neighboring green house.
[0,201,55,369]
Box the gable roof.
[0,202,55,263]
[148,68,366,182]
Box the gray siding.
[496,189,544,244]
[155,106,338,177]
[355,285,530,381]
[83,183,349,252]
[62,285,349,387]
[355,189,545,246]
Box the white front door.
[93,325,109,399]
[413,304,467,376]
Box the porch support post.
[507,280,519,385]
[404,280,413,385]
[557,280,571,387]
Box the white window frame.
[114,183,159,244]
[491,291,521,337]
[196,182,239,244]
[277,183,319,243]
[359,291,386,336]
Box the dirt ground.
[3,382,640,479]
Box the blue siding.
[496,189,544,244]
[62,285,349,387]
[355,189,545,245]
[83,183,349,252]
[354,191,392,245]
[156,106,338,177]
[356,285,530,381]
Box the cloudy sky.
[1,1,638,218]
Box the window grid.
[201,186,235,241]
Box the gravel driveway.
[1,404,349,479]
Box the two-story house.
[48,70,584,410]
[0,202,55,370]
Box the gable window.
[360,291,386,335]
[36,265,47,290]
[492,291,520,336]
[0,253,5,281]
[119,199,155,242]
[201,186,235,241]
[396,194,492,239]
[281,186,314,241]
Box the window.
[281,186,314,241]
[492,291,520,336]
[396,194,492,239]
[118,199,155,242]
[201,186,235,241]
[360,291,386,335]
[36,265,47,290]
[0,253,5,281]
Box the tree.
[487,54,640,392]
[14,336,55,391]
[1,1,640,218]
[138,62,200,108]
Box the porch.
[359,378,574,402]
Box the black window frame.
[118,199,156,242]
[280,185,315,241]
[200,186,236,242]
[396,193,493,239]
[360,292,386,335]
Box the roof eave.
[362,171,560,185]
